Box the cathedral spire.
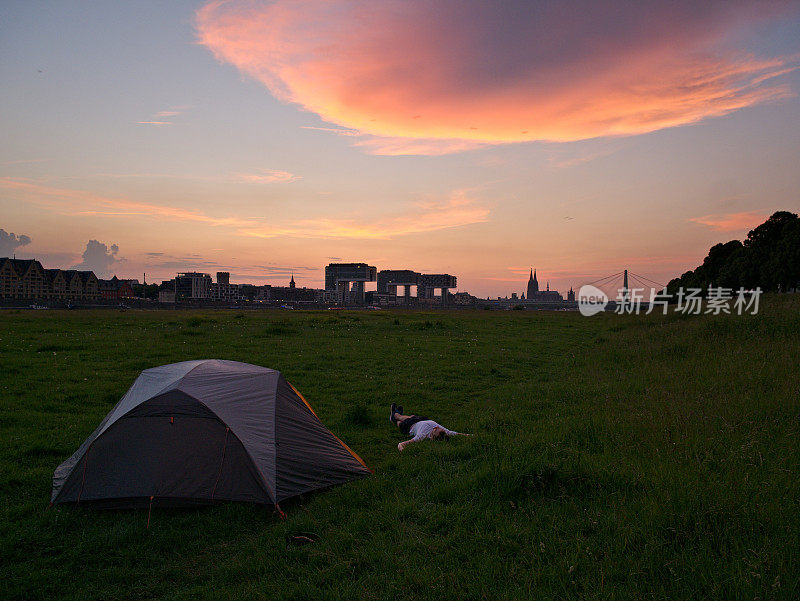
[527,267,539,297]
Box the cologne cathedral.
[524,269,566,302]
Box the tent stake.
[147,495,154,530]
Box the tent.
[51,360,370,511]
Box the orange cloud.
[196,1,797,154]
[354,136,490,157]
[0,178,487,240]
[137,105,191,126]
[548,146,620,169]
[0,177,250,227]
[232,169,300,183]
[299,126,359,136]
[238,190,490,239]
[689,211,768,231]
[301,127,489,155]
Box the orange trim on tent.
[288,382,373,473]
[289,381,320,419]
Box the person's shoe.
[390,403,398,423]
[397,405,404,416]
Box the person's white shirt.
[409,420,460,442]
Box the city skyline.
[0,255,571,303]
[2,2,800,297]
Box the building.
[452,291,478,305]
[0,258,47,299]
[210,272,242,302]
[417,273,457,304]
[45,268,67,300]
[98,276,134,300]
[526,269,539,298]
[174,272,212,300]
[375,269,458,305]
[79,271,100,299]
[60,270,100,300]
[267,275,320,304]
[325,263,377,305]
[525,268,563,302]
[62,270,83,298]
[0,258,101,301]
[376,269,419,304]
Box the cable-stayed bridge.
[583,269,668,302]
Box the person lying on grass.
[390,403,470,451]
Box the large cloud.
[73,240,120,277]
[0,229,31,256]
[196,0,797,154]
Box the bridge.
[376,269,457,306]
[488,269,667,311]
[582,269,667,300]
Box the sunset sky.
[2,1,799,297]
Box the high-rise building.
[325,263,377,305]
[175,272,212,300]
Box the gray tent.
[51,360,370,510]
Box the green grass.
[1,299,799,600]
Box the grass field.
[2,299,799,600]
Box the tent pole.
[211,427,230,501]
[76,445,91,505]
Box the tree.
[669,211,800,293]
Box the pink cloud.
[301,127,489,155]
[237,190,490,239]
[0,178,487,240]
[354,136,490,156]
[196,1,797,155]
[232,169,300,183]
[299,126,359,136]
[138,105,191,126]
[689,211,768,231]
[548,146,620,169]
[0,177,248,227]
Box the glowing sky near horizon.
[1,1,799,296]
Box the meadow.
[1,299,799,600]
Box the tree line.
[667,211,800,293]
